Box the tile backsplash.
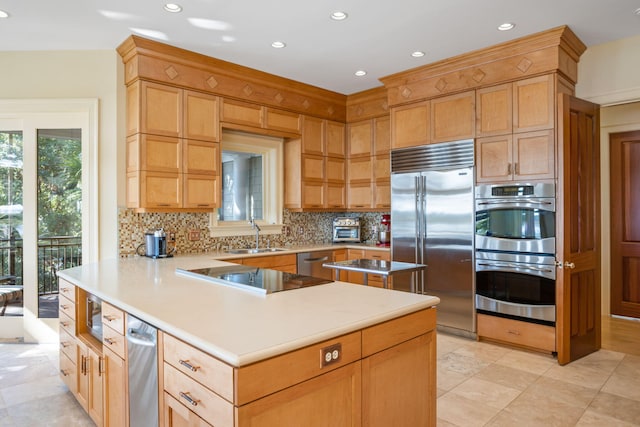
[118,209,386,257]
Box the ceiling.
[1,0,639,95]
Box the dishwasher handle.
[301,256,329,263]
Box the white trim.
[579,86,640,107]
[0,99,99,342]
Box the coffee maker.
[138,228,174,258]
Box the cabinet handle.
[98,357,104,377]
[60,341,69,348]
[514,162,519,175]
[60,321,69,328]
[60,304,69,310]
[507,329,521,336]
[60,369,70,377]
[81,355,87,375]
[61,287,69,293]
[179,359,200,372]
[507,163,512,175]
[157,204,170,207]
[104,337,116,346]
[179,391,199,406]
[103,314,117,322]
[196,204,210,207]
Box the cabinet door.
[373,153,389,182]
[513,130,555,181]
[302,116,325,155]
[76,341,90,411]
[302,154,325,181]
[373,116,390,155]
[88,347,104,426]
[347,156,372,184]
[103,347,127,427]
[431,91,475,143]
[134,134,182,173]
[326,156,345,183]
[347,249,366,284]
[302,181,325,209]
[326,182,346,210]
[139,171,182,208]
[183,174,218,209]
[347,182,374,211]
[183,140,219,175]
[237,362,362,427]
[326,120,346,157]
[362,333,436,427]
[60,351,78,396]
[476,83,512,137]
[391,101,430,149]
[140,81,182,137]
[183,91,219,142]
[475,135,513,183]
[220,99,263,128]
[348,120,372,157]
[374,181,390,210]
[264,108,301,133]
[513,74,555,133]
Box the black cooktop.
[176,265,332,295]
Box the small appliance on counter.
[137,228,175,258]
[332,217,361,243]
[377,214,391,246]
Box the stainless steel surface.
[377,230,391,244]
[474,182,555,199]
[475,251,556,280]
[476,235,556,255]
[332,217,361,242]
[297,250,335,280]
[177,265,331,294]
[323,259,426,288]
[476,294,556,323]
[391,140,475,334]
[86,294,103,342]
[225,247,287,254]
[249,217,261,249]
[127,315,158,427]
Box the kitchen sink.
[225,248,288,255]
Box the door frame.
[0,99,98,342]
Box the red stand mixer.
[377,214,391,246]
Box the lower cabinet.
[477,313,556,352]
[346,249,390,288]
[163,391,213,427]
[103,346,127,427]
[76,339,104,426]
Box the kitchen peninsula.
[57,253,439,426]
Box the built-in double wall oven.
[474,182,557,326]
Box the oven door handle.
[476,199,554,206]
[477,262,554,274]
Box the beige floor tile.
[437,333,474,357]
[587,392,640,425]
[437,364,473,392]
[0,374,69,408]
[569,348,625,373]
[493,348,555,375]
[438,392,501,427]
[437,351,491,391]
[602,370,640,402]
[448,377,521,410]
[453,340,511,363]
[437,417,461,427]
[542,360,612,390]
[4,392,93,427]
[0,357,59,389]
[576,409,638,427]
[487,390,585,427]
[521,376,598,409]
[473,363,540,391]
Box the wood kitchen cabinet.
[229,254,297,273]
[476,83,513,137]
[391,101,430,149]
[430,90,476,143]
[221,98,301,135]
[76,338,104,427]
[476,130,555,183]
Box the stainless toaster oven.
[332,217,361,242]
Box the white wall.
[576,34,640,316]
[0,50,125,260]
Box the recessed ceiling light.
[330,11,348,21]
[497,22,515,31]
[0,10,9,18]
[271,41,286,48]
[164,3,182,13]
[411,51,425,58]
[355,70,367,77]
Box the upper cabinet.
[513,74,555,133]
[431,91,476,143]
[391,101,430,149]
[221,99,302,135]
[476,83,513,137]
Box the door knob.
[564,261,575,269]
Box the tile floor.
[1,331,639,426]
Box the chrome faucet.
[249,217,261,249]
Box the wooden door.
[103,347,127,427]
[391,101,430,149]
[348,120,372,157]
[610,130,640,318]
[88,347,104,426]
[475,135,513,183]
[556,94,601,365]
[430,90,475,143]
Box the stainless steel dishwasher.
[297,250,334,280]
[127,315,158,427]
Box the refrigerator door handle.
[414,175,420,268]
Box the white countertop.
[58,250,438,367]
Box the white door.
[0,100,98,342]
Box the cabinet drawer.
[242,254,297,269]
[59,328,77,361]
[362,308,436,357]
[477,313,555,352]
[58,294,76,320]
[163,333,234,402]
[364,250,390,261]
[103,326,126,359]
[164,391,213,427]
[58,280,76,303]
[235,331,361,405]
[102,302,125,335]
[59,351,77,395]
[164,363,234,427]
[59,311,76,336]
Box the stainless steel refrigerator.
[391,140,475,334]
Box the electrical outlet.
[188,229,200,241]
[320,343,342,368]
